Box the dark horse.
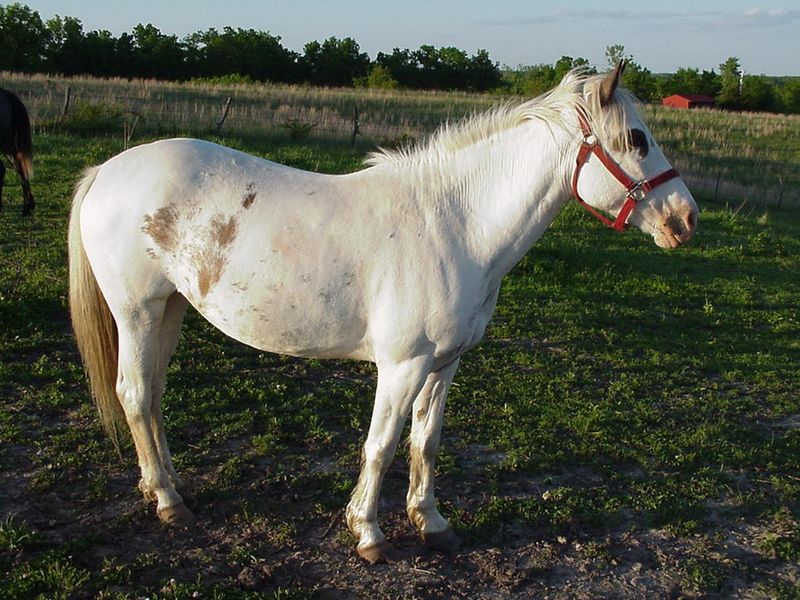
[0,88,34,215]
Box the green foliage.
[603,44,658,102]
[186,27,299,84]
[1,551,90,599]
[0,514,40,556]
[0,2,48,71]
[502,56,595,97]
[354,64,400,90]
[58,102,122,136]
[718,56,743,108]
[280,119,316,141]
[658,67,720,98]
[301,36,371,87]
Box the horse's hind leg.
[116,297,194,526]
[12,158,34,215]
[406,359,463,553]
[150,292,193,507]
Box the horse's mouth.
[653,211,696,248]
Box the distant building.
[662,94,716,109]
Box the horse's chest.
[435,284,500,368]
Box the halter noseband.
[571,108,680,232]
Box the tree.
[301,37,370,87]
[0,2,48,71]
[775,78,800,114]
[465,49,502,91]
[375,48,420,88]
[131,24,186,80]
[355,64,399,89]
[554,55,592,80]
[186,27,298,83]
[604,44,657,102]
[605,44,626,68]
[718,57,742,109]
[740,75,775,112]
[45,15,86,75]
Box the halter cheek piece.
[571,108,680,232]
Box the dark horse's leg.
[0,160,5,212]
[1,88,35,216]
[13,157,34,216]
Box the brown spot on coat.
[194,214,239,298]
[197,254,227,298]
[243,183,257,209]
[142,204,180,252]
[210,214,237,247]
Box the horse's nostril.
[666,214,684,235]
[686,210,696,232]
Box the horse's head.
[571,62,697,248]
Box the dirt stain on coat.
[142,204,180,252]
[196,214,238,297]
[242,182,257,209]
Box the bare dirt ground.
[2,425,796,599]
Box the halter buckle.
[628,181,647,202]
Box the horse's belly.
[188,277,371,361]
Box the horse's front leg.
[407,359,463,553]
[346,355,432,563]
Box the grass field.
[0,119,799,597]
[3,70,800,206]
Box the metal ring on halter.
[627,181,647,202]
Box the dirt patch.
[2,430,797,599]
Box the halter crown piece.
[571,107,680,232]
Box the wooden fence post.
[61,86,72,122]
[216,96,232,133]
[351,104,360,146]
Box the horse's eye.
[628,128,649,157]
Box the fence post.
[216,96,232,133]
[351,104,360,146]
[61,86,72,122]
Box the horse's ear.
[599,60,626,106]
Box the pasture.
[1,81,799,598]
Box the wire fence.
[3,72,799,208]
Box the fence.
[3,72,799,208]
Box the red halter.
[571,108,680,232]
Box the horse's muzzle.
[658,201,697,248]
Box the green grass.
[1,129,798,597]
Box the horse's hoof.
[357,540,401,564]
[157,502,195,527]
[178,489,198,510]
[422,528,463,554]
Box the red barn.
[662,94,716,109]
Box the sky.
[16,0,800,76]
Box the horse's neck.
[439,119,574,277]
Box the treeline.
[504,46,800,114]
[2,2,799,113]
[0,3,500,91]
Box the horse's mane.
[365,68,636,168]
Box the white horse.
[68,63,696,563]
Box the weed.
[0,514,39,555]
